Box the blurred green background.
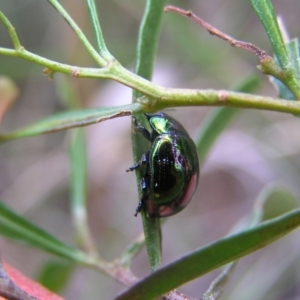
[1,0,300,299]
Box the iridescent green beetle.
[127,112,199,217]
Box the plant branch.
[85,0,113,60]
[1,46,300,116]
[131,0,166,273]
[250,0,289,68]
[70,129,98,256]
[134,0,167,97]
[84,257,139,287]
[201,263,236,300]
[0,10,21,49]
[250,0,300,99]
[119,233,145,267]
[164,6,269,61]
[1,6,300,115]
[46,0,107,67]
[164,5,300,100]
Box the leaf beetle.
[127,112,199,217]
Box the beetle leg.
[134,201,142,216]
[133,117,152,141]
[141,152,148,164]
[134,175,149,216]
[126,152,149,172]
[126,163,139,172]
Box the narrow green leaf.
[132,0,166,272]
[69,128,97,254]
[55,74,82,109]
[85,0,112,60]
[38,260,74,293]
[202,185,298,300]
[141,211,161,271]
[202,262,236,300]
[196,75,260,162]
[250,0,300,99]
[255,185,299,222]
[196,107,239,163]
[270,76,296,100]
[0,104,136,143]
[134,0,167,98]
[46,0,106,67]
[0,200,85,262]
[269,39,300,100]
[0,10,22,49]
[54,75,97,254]
[287,39,300,82]
[70,128,87,218]
[119,233,145,267]
[115,209,300,300]
[250,0,288,68]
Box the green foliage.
[0,201,85,262]
[0,105,137,143]
[250,0,300,98]
[270,39,300,100]
[116,209,300,300]
[0,1,300,299]
[38,261,74,293]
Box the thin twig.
[0,10,22,50]
[85,0,113,59]
[46,0,107,67]
[201,262,236,300]
[164,5,270,62]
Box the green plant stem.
[250,0,300,99]
[202,262,236,300]
[202,184,298,300]
[55,75,98,256]
[1,47,300,115]
[1,16,300,115]
[0,47,109,76]
[46,0,107,67]
[89,260,139,288]
[196,107,239,163]
[165,4,300,100]
[141,211,162,271]
[250,0,288,68]
[70,128,97,256]
[116,209,300,300]
[131,0,166,272]
[0,10,21,49]
[2,4,300,106]
[132,82,300,115]
[134,0,167,97]
[119,233,145,267]
[85,0,113,60]
[195,75,260,163]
